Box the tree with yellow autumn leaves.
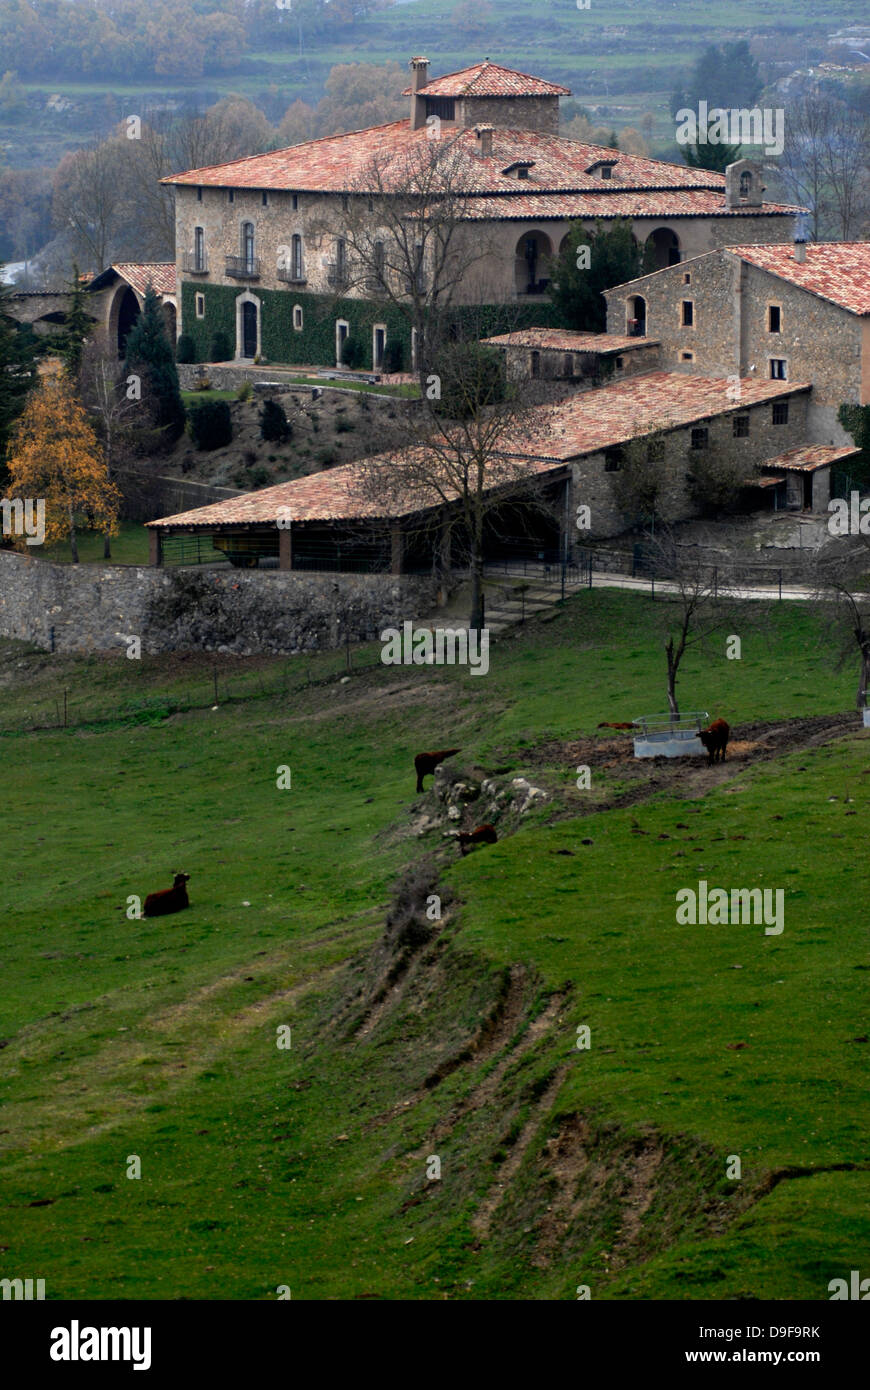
[6,370,120,563]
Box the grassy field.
[40,521,151,567]
[9,0,864,169]
[2,588,868,1300]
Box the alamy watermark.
[675,879,784,935]
[675,101,784,157]
[1,497,45,545]
[380,620,489,676]
[827,492,870,537]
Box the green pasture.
[1,589,868,1299]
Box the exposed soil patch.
[527,711,862,814]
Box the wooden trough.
[633,711,709,759]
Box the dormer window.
[502,160,535,180]
[586,159,617,179]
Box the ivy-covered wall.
[181,281,564,369]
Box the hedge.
[180,281,566,371]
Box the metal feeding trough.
[863,708,870,729]
[632,711,709,759]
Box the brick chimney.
[409,56,429,131]
[474,123,494,157]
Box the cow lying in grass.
[458,824,498,856]
[699,719,730,764]
[143,872,190,917]
[414,748,461,794]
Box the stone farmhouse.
[603,241,870,448]
[147,370,858,566]
[163,56,801,371]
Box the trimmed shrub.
[385,339,404,373]
[236,380,253,401]
[259,398,290,442]
[340,336,364,368]
[209,330,233,362]
[188,399,232,450]
[176,334,197,364]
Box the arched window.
[242,222,255,272]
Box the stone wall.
[566,389,809,539]
[456,96,560,133]
[604,250,863,446]
[0,552,438,656]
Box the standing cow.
[698,719,730,764]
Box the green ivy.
[180,282,564,370]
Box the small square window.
[768,305,781,332]
[680,350,694,362]
[682,272,691,285]
[681,300,694,327]
[604,447,624,471]
[195,293,205,319]
[770,359,787,380]
[732,414,749,438]
[691,427,708,449]
[615,355,623,369]
[773,401,789,425]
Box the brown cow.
[414,748,461,794]
[458,823,498,856]
[143,872,190,918]
[698,719,730,764]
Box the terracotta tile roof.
[148,449,549,529]
[111,263,176,297]
[482,329,658,353]
[460,189,801,219]
[151,374,813,531]
[163,122,763,205]
[759,443,860,472]
[728,243,870,316]
[401,60,571,98]
[499,372,811,461]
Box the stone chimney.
[793,212,809,263]
[409,56,429,131]
[475,123,494,157]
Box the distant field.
[7,0,864,166]
[2,589,868,1299]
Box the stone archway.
[645,227,681,269]
[515,230,553,295]
[107,284,142,358]
[162,299,177,344]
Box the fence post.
[779,569,782,601]
[561,561,565,602]
[713,566,718,599]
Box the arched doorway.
[515,231,553,295]
[645,227,681,269]
[163,300,177,344]
[116,287,140,357]
[242,302,257,359]
[236,293,261,360]
[627,295,646,336]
